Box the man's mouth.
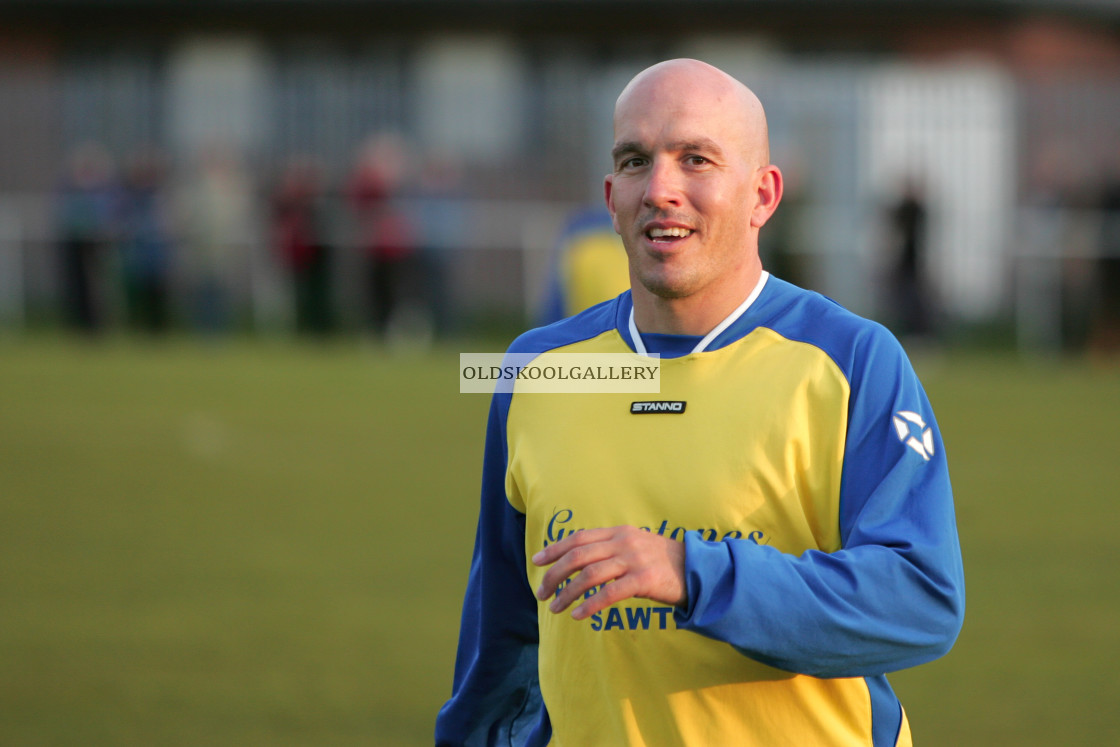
[646,227,693,242]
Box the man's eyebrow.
[611,138,726,162]
[673,138,725,157]
[611,141,645,162]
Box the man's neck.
[632,265,764,336]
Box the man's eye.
[686,155,709,166]
[620,157,646,170]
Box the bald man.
[437,59,964,747]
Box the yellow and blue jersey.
[438,273,964,747]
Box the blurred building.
[0,1,1118,347]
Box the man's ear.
[750,165,783,229]
[604,174,622,234]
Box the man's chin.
[637,275,696,300]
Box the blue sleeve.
[675,327,965,678]
[435,395,550,746]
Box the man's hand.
[532,526,687,620]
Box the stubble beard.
[637,268,697,300]
[630,250,710,300]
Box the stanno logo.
[893,410,934,461]
[631,401,687,414]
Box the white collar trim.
[629,271,770,357]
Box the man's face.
[605,71,766,302]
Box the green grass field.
[2,336,1118,745]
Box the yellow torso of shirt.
[504,328,902,746]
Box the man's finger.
[570,575,643,620]
[531,527,612,567]
[535,539,615,601]
[546,557,627,613]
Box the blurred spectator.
[1020,141,1097,353]
[272,155,333,336]
[1094,167,1120,355]
[176,143,253,336]
[55,142,118,334]
[118,147,174,335]
[537,205,629,326]
[884,178,935,340]
[346,133,421,340]
[412,149,467,339]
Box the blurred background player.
[537,205,630,325]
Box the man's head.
[604,59,782,330]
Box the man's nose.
[643,159,683,209]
